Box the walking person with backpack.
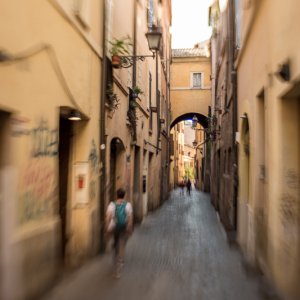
[105,188,133,278]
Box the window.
[147,0,154,27]
[191,72,202,88]
[149,72,153,131]
[234,0,242,48]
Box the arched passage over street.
[170,112,208,129]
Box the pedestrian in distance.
[186,178,192,196]
[105,188,133,278]
[179,180,185,195]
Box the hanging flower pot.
[109,36,133,69]
[111,55,121,68]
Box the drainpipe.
[156,51,160,153]
[99,0,107,253]
[130,0,137,143]
[133,0,137,87]
[230,0,238,230]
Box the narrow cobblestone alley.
[42,189,264,300]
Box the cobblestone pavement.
[42,189,264,300]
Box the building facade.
[169,122,185,187]
[0,0,103,299]
[103,0,172,223]
[210,0,300,299]
[236,0,300,299]
[170,46,212,191]
[0,0,172,299]
[209,0,238,233]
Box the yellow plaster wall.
[0,0,102,298]
[237,0,300,298]
[171,56,211,123]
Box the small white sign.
[235,132,240,144]
[74,162,89,204]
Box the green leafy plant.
[127,97,139,137]
[132,86,144,95]
[106,82,120,111]
[109,35,132,56]
[129,100,138,109]
[185,166,195,180]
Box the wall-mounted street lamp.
[275,62,290,82]
[118,26,162,68]
[192,115,198,129]
[193,139,208,149]
[68,110,82,121]
[192,140,198,148]
[192,115,206,131]
[192,114,221,141]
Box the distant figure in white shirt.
[105,188,133,278]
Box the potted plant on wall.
[106,82,120,112]
[127,103,138,135]
[132,85,144,99]
[109,35,132,68]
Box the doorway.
[240,115,251,257]
[133,146,141,222]
[216,149,221,211]
[280,91,300,286]
[110,138,126,203]
[256,90,268,266]
[58,115,72,262]
[148,152,154,211]
[0,110,10,297]
[142,150,148,216]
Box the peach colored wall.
[171,56,211,122]
[237,0,300,299]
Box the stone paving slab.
[41,189,265,300]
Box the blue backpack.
[115,201,127,230]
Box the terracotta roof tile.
[172,48,207,57]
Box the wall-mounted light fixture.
[118,26,162,68]
[275,62,290,82]
[192,140,198,148]
[192,115,198,129]
[193,139,209,149]
[68,110,82,121]
[192,115,206,131]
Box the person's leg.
[115,230,128,278]
[113,231,121,276]
[118,231,128,264]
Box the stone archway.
[170,112,208,129]
[169,112,209,190]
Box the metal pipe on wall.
[99,0,107,253]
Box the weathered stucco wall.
[237,0,300,298]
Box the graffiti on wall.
[31,120,58,157]
[12,119,58,157]
[12,118,58,223]
[88,140,99,201]
[88,140,98,172]
[19,159,56,223]
[280,168,299,227]
[278,168,300,266]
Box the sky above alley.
[172,0,212,49]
